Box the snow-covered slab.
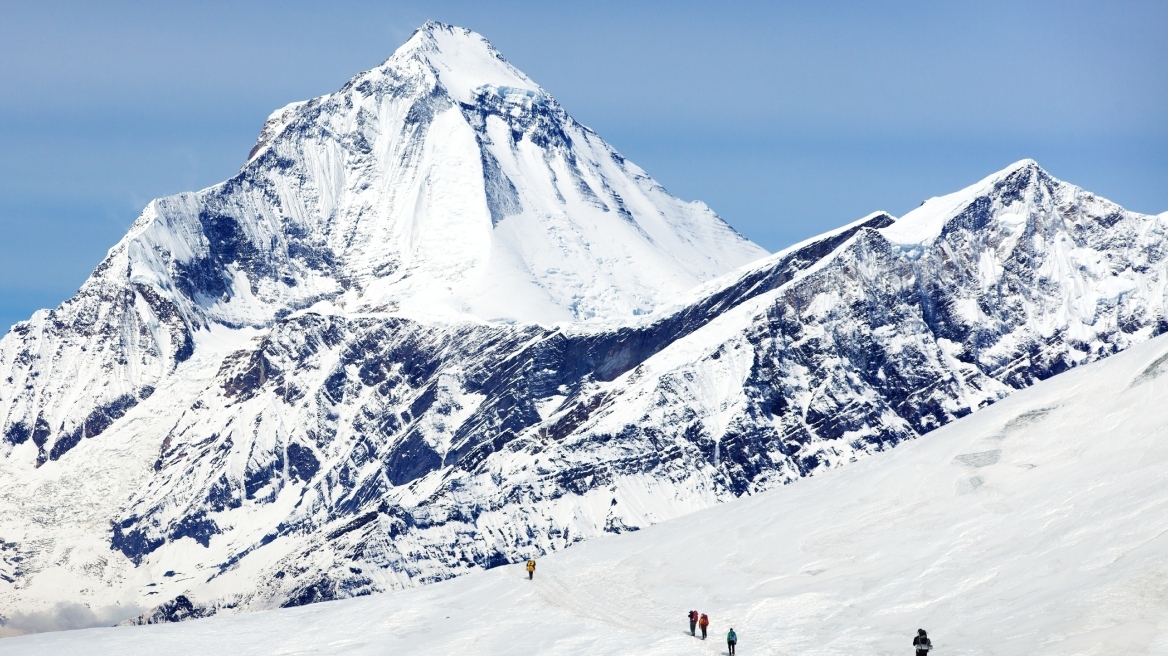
[7,330,1168,655]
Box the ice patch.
[1003,408,1055,433]
[955,475,984,494]
[1130,350,1168,387]
[954,450,1001,467]
[536,395,566,420]
[0,602,144,635]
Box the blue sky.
[1,0,1165,330]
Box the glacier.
[1,20,1167,633]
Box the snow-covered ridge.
[6,330,1168,654]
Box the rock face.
[0,22,1166,630]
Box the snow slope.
[7,318,1168,655]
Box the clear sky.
[1,0,1165,330]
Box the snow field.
[7,330,1168,654]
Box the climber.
[727,627,737,655]
[699,613,709,640]
[526,558,536,580]
[914,629,932,655]
[688,609,699,636]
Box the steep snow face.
[0,21,763,467]
[6,332,1168,655]
[0,211,198,466]
[232,20,765,325]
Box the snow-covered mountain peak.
[389,21,541,105]
[0,22,767,469]
[881,158,1050,246]
[245,22,536,166]
[141,22,769,328]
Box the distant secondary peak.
[1002,157,1041,174]
[880,159,1054,246]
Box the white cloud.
[1,602,143,635]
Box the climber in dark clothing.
[688,609,699,636]
[914,628,932,656]
[727,628,738,655]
